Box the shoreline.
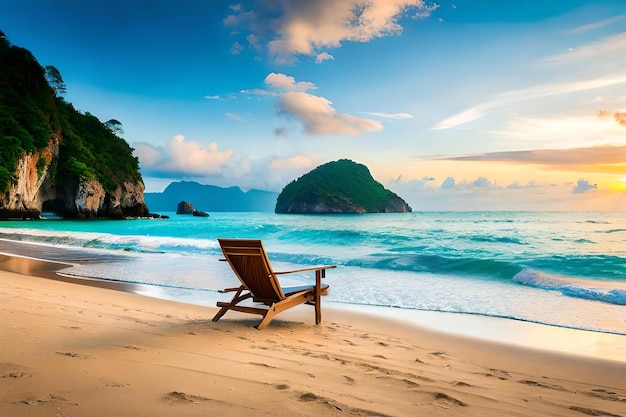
[1,244,625,363]
[1,251,625,416]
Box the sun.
[614,175,626,192]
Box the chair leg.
[212,287,245,322]
[256,291,313,330]
[212,306,230,322]
[314,270,322,325]
[255,310,275,330]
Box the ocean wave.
[343,253,522,281]
[573,238,595,244]
[527,255,626,279]
[279,228,414,247]
[468,235,524,245]
[512,269,626,306]
[0,229,220,256]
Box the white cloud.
[541,32,626,65]
[204,95,222,100]
[315,52,334,63]
[364,112,414,120]
[571,178,597,194]
[225,0,436,61]
[488,114,626,148]
[433,104,490,130]
[471,177,494,188]
[570,15,626,33]
[134,135,232,177]
[440,177,455,190]
[264,72,317,92]
[433,32,626,131]
[134,143,161,166]
[270,154,315,170]
[278,91,383,135]
[240,88,278,96]
[237,73,382,136]
[136,139,316,193]
[229,41,244,55]
[433,74,626,130]
[226,112,245,122]
[387,175,615,211]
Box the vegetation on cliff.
[275,159,412,214]
[0,30,142,195]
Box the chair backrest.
[218,239,286,301]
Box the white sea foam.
[513,268,626,305]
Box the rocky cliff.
[0,31,148,219]
[0,134,148,219]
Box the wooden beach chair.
[213,238,336,330]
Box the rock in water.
[176,201,196,214]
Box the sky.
[2,0,626,211]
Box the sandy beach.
[1,253,625,417]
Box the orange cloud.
[278,91,382,135]
[134,135,232,177]
[225,1,437,62]
[597,109,626,126]
[436,145,626,166]
[425,145,626,180]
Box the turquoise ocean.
[1,211,625,335]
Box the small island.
[275,159,412,214]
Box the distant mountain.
[144,181,278,213]
[275,159,412,214]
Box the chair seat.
[282,283,329,296]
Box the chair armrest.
[274,265,336,275]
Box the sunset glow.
[3,1,626,211]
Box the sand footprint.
[483,368,511,380]
[0,363,33,379]
[162,391,211,404]
[55,351,87,359]
[568,406,622,417]
[432,392,468,407]
[518,379,566,391]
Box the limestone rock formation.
[0,135,148,219]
